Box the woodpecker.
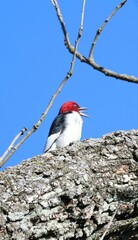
[44,101,89,152]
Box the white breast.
[55,111,83,149]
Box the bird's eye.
[73,103,77,108]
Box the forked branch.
[52,0,138,84]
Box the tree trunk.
[0,130,138,240]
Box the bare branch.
[52,0,138,83]
[87,57,138,83]
[67,48,138,83]
[0,0,86,168]
[51,0,71,49]
[0,128,27,168]
[70,0,86,74]
[99,204,119,240]
[89,0,127,58]
[79,0,86,36]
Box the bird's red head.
[59,101,80,114]
[59,101,89,117]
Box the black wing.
[48,113,65,136]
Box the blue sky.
[1,0,138,170]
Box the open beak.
[79,107,90,118]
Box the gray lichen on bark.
[0,130,138,239]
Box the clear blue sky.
[1,0,138,171]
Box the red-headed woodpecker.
[44,101,89,152]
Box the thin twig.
[70,0,86,74]
[51,0,71,49]
[89,0,127,58]
[80,0,86,36]
[0,0,86,168]
[99,204,119,240]
[0,128,27,168]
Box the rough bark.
[0,130,138,240]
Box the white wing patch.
[43,132,61,152]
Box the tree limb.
[0,130,138,239]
